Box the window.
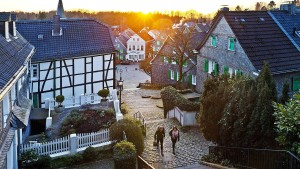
[192,75,196,85]
[129,55,133,59]
[175,72,179,81]
[37,34,43,40]
[228,37,235,51]
[133,45,135,50]
[133,38,135,41]
[139,55,144,59]
[203,59,218,75]
[129,45,131,51]
[137,45,140,51]
[117,44,120,48]
[120,49,123,54]
[164,57,168,63]
[141,45,144,51]
[156,41,160,45]
[31,64,38,79]
[183,61,187,67]
[137,38,139,41]
[170,70,174,80]
[229,68,234,77]
[211,35,217,47]
[235,69,243,77]
[292,76,300,91]
[224,66,229,75]
[171,59,176,64]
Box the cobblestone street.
[118,64,214,169]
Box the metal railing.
[133,111,146,136]
[137,155,155,169]
[209,146,300,169]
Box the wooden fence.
[20,129,111,157]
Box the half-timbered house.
[0,12,35,169]
[17,1,116,108]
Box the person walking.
[169,126,180,155]
[154,126,165,156]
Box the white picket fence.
[20,129,111,157]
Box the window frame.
[192,75,196,85]
[31,64,38,79]
[170,70,174,80]
[228,37,235,51]
[211,35,217,47]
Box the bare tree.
[255,2,262,11]
[159,27,198,88]
[268,1,276,9]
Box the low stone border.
[141,95,151,98]
[200,161,238,169]
[150,96,161,99]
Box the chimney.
[0,12,11,40]
[9,14,17,38]
[221,7,230,11]
[52,15,62,36]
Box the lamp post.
[118,69,123,108]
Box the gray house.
[196,10,300,94]
[151,30,206,90]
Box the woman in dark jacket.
[154,126,165,156]
[169,126,180,154]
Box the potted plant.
[98,89,109,101]
[55,95,65,113]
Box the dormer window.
[228,37,235,51]
[38,34,43,40]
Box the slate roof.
[270,10,300,50]
[138,32,154,42]
[0,32,34,91]
[197,11,300,74]
[17,18,116,62]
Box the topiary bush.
[113,141,137,169]
[161,86,200,118]
[55,95,65,107]
[109,117,144,155]
[98,89,110,100]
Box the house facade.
[17,2,116,108]
[151,31,206,90]
[196,10,300,94]
[0,12,35,169]
[126,34,146,61]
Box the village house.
[17,0,117,109]
[196,7,300,94]
[0,12,35,169]
[115,28,153,62]
[151,30,207,90]
[148,29,168,56]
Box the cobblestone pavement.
[122,87,215,169]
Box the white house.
[0,12,35,169]
[17,0,117,108]
[126,34,146,61]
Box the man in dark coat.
[154,126,165,156]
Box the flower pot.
[54,106,65,113]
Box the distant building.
[17,0,116,108]
[148,30,168,56]
[115,28,153,62]
[0,12,35,169]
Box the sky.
[1,0,282,14]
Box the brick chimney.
[52,15,62,36]
[0,12,11,40]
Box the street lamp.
[118,80,123,108]
[118,69,123,108]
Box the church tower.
[56,0,66,18]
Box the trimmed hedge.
[113,141,137,169]
[109,117,144,155]
[161,86,200,118]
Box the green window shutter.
[214,63,219,76]
[161,56,164,62]
[204,59,209,72]
[211,36,216,47]
[292,76,300,91]
[236,69,242,77]
[224,66,229,75]
[228,38,235,51]
[181,75,185,82]
[168,70,171,79]
[174,72,178,81]
[168,57,171,63]
[188,74,192,84]
[176,59,178,65]
[183,61,187,67]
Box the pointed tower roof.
[56,0,66,18]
